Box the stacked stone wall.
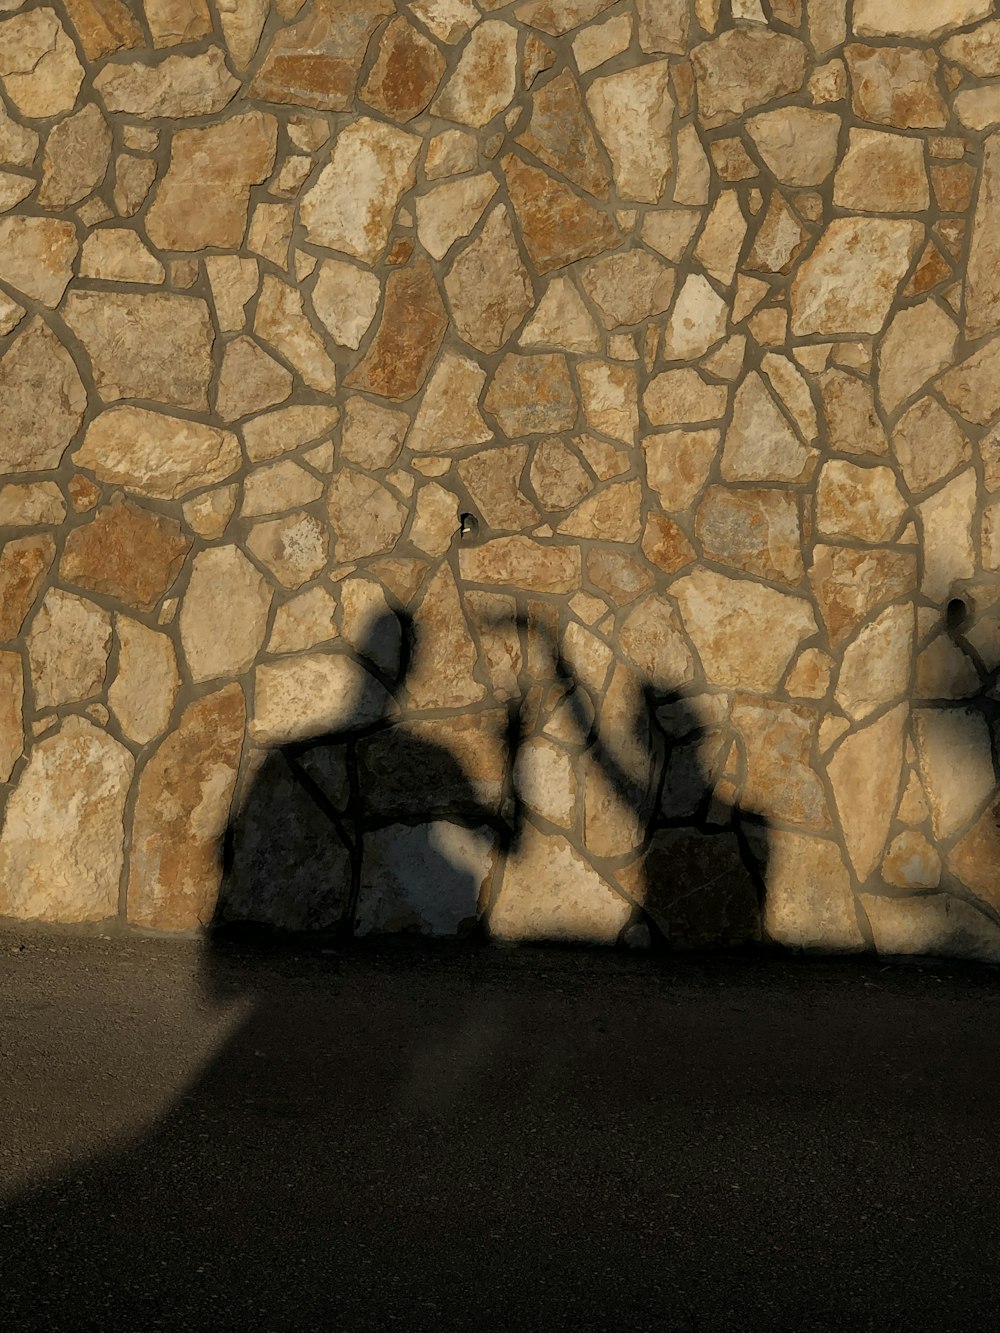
[3,0,1000,957]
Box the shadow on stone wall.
[212,608,770,951]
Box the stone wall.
[2,0,1000,958]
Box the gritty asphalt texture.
[2,928,1000,1332]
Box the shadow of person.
[214,608,522,943]
[507,616,768,952]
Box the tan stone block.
[459,536,580,592]
[0,483,64,529]
[514,0,615,36]
[644,372,728,427]
[95,45,236,118]
[615,591,692,683]
[185,482,239,540]
[0,101,36,172]
[809,545,916,647]
[490,824,630,945]
[745,107,841,186]
[695,485,803,585]
[557,478,641,542]
[417,172,500,263]
[517,68,611,199]
[61,0,143,59]
[844,43,948,128]
[0,717,133,924]
[784,648,832,701]
[732,698,830,830]
[573,12,632,71]
[936,336,1000,426]
[863,890,1000,961]
[640,513,696,576]
[356,822,494,937]
[643,429,718,510]
[346,258,445,401]
[251,0,392,109]
[79,228,164,285]
[853,0,992,39]
[325,469,407,563]
[689,192,746,286]
[205,255,258,334]
[826,704,906,882]
[964,133,1000,341]
[919,469,976,601]
[246,512,328,591]
[761,354,818,442]
[833,128,929,213]
[529,438,592,511]
[891,397,970,498]
[721,372,816,483]
[143,0,211,46]
[254,274,337,394]
[0,217,76,310]
[816,461,907,543]
[673,567,816,691]
[791,217,922,337]
[834,603,913,721]
[253,653,391,746]
[37,103,111,211]
[424,128,478,179]
[915,636,980,701]
[484,353,576,436]
[107,617,179,747]
[503,152,619,273]
[744,194,808,275]
[808,58,847,105]
[0,322,85,478]
[586,61,673,203]
[943,19,1000,75]
[0,648,22,781]
[75,409,239,504]
[26,590,111,709]
[580,251,675,329]
[577,362,638,444]
[763,830,863,950]
[458,447,535,533]
[520,277,601,353]
[818,370,888,457]
[691,28,807,128]
[914,706,994,841]
[179,546,271,683]
[216,336,292,422]
[299,116,420,262]
[0,535,56,644]
[242,405,339,465]
[443,204,533,353]
[267,587,338,655]
[60,496,189,615]
[673,125,711,205]
[361,15,445,122]
[0,7,84,118]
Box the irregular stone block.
[95,46,238,117]
[252,653,393,745]
[0,8,84,118]
[443,204,533,352]
[0,650,23,781]
[26,589,111,709]
[0,321,86,475]
[180,546,271,683]
[0,218,77,308]
[691,28,808,128]
[75,408,241,500]
[0,535,56,643]
[108,617,180,747]
[764,830,862,951]
[346,257,447,401]
[503,152,619,273]
[60,496,190,613]
[252,0,395,110]
[358,822,495,936]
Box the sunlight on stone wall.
[2,0,1000,959]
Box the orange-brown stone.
[60,496,191,613]
[503,153,619,274]
[361,15,445,122]
[345,257,447,402]
[516,69,611,200]
[0,534,56,642]
[61,0,143,60]
[251,0,394,110]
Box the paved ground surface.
[2,929,1000,1332]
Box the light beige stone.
[514,0,616,36]
[915,635,980,700]
[732,699,830,830]
[576,362,638,444]
[251,0,393,109]
[246,512,328,591]
[341,398,408,471]
[217,0,268,67]
[180,546,271,682]
[761,355,818,443]
[300,117,421,262]
[890,398,970,501]
[38,103,111,209]
[425,128,478,178]
[61,0,143,61]
[810,545,916,647]
[408,482,460,555]
[108,617,179,746]
[327,469,407,562]
[520,277,601,353]
[580,251,675,329]
[458,447,534,532]
[745,108,842,186]
[0,8,84,118]
[662,274,728,361]
[79,229,164,284]
[0,718,132,924]
[617,592,694,683]
[95,46,238,117]
[845,43,948,129]
[818,370,888,457]
[0,651,22,781]
[573,12,631,71]
[673,123,710,206]
[254,275,337,394]
[853,0,993,40]
[966,133,1000,342]
[0,535,56,642]
[791,218,922,337]
[409,0,480,43]
[914,706,994,841]
[63,292,213,413]
[416,174,498,261]
[834,603,913,721]
[205,255,259,333]
[878,301,958,417]
[586,61,673,203]
[215,337,292,422]
[491,824,630,945]
[268,586,338,655]
[881,831,941,889]
[636,0,687,52]
[833,129,929,213]
[691,28,808,128]
[112,154,155,217]
[695,485,802,585]
[127,685,245,931]
[936,337,1000,427]
[644,371,728,426]
[692,191,747,286]
[764,831,863,951]
[183,485,237,538]
[444,204,533,353]
[405,563,484,710]
[241,461,323,519]
[242,405,339,465]
[514,738,577,827]
[144,0,212,47]
[559,478,642,542]
[827,703,907,881]
[0,101,37,169]
[942,20,1000,76]
[672,567,816,691]
[0,217,76,308]
[744,194,807,276]
[919,469,977,602]
[27,589,111,708]
[721,372,816,483]
[529,438,592,511]
[459,536,581,593]
[246,201,294,267]
[816,461,907,543]
[785,648,833,700]
[409,356,490,458]
[0,482,65,528]
[431,20,517,127]
[0,321,86,475]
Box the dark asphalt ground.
[2,929,1000,1332]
